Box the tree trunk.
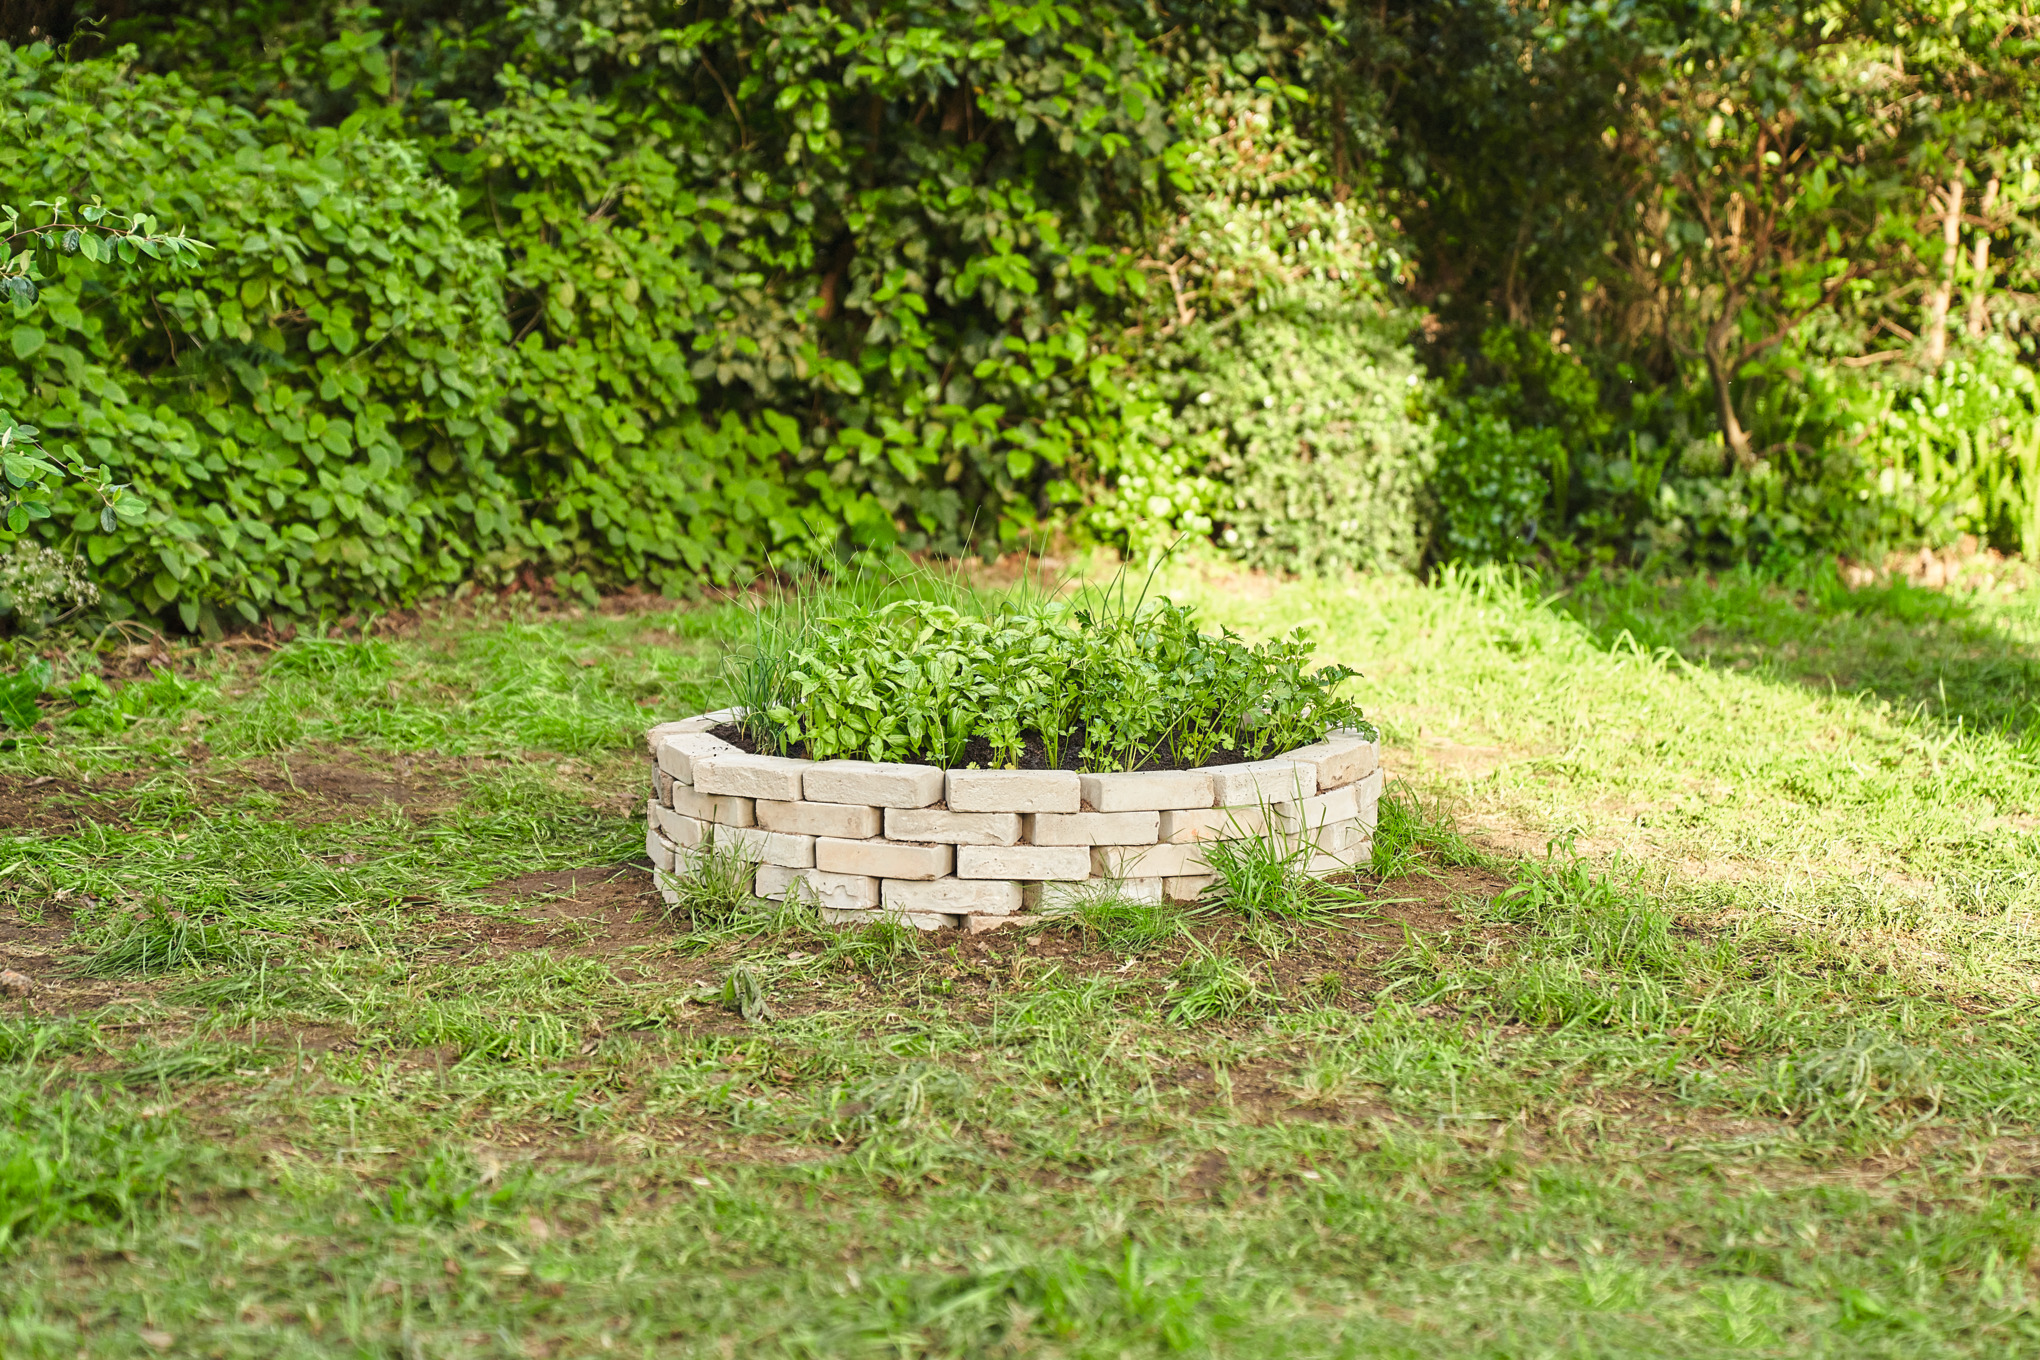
[1703,312,1755,469]
[1968,177,1999,338]
[1923,172,1964,368]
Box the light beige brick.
[1282,731,1379,791]
[652,802,707,849]
[1158,805,1269,843]
[945,768,1081,814]
[656,730,741,783]
[883,878,1026,915]
[1273,783,1361,835]
[757,799,882,839]
[815,837,953,880]
[654,766,674,804]
[1207,759,1316,808]
[956,844,1090,881]
[645,820,676,873]
[753,864,803,901]
[668,781,713,817]
[645,710,743,758]
[656,877,680,910]
[965,912,1043,933]
[1305,817,1365,856]
[1354,767,1385,825]
[1024,877,1164,912]
[1307,844,1367,876]
[754,866,882,911]
[693,753,807,801]
[709,799,758,831]
[1025,810,1160,846]
[1164,874,1214,902]
[720,824,815,868]
[886,808,1023,846]
[645,721,694,760]
[1077,770,1213,812]
[804,760,945,808]
[670,783,756,827]
[821,906,956,931]
[1090,842,1208,878]
[808,870,884,911]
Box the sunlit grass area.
[3,562,2039,1357]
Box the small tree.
[1627,3,1912,468]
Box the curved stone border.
[643,711,1383,932]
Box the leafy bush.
[0,49,516,632]
[0,10,1177,626]
[735,576,1369,772]
[1430,411,1558,562]
[1160,300,1435,574]
[1857,345,2040,557]
[0,0,2030,619]
[1081,78,1407,561]
[0,657,47,729]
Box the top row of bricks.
[650,715,1378,814]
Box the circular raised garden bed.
[644,711,1383,932]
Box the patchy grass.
[0,571,2038,1356]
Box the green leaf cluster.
[0,46,828,631]
[735,584,1369,772]
[15,0,2034,607]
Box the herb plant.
[730,576,1369,773]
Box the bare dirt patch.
[0,902,170,1016]
[462,866,672,957]
[231,750,520,820]
[0,773,127,833]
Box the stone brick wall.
[644,711,1383,932]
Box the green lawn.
[4,560,2040,1358]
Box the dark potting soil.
[707,722,1256,773]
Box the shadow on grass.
[1551,560,2040,740]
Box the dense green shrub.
[0,7,1215,624]
[730,578,1369,772]
[433,1,1171,560]
[0,48,516,632]
[1430,412,1557,563]
[1160,301,1433,574]
[1860,346,2040,558]
[439,77,826,589]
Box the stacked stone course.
[644,710,1382,932]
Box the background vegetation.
[0,0,2032,632]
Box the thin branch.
[697,53,751,150]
